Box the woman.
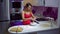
[22,3,36,25]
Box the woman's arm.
[31,12,36,20]
[22,11,25,20]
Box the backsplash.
[32,6,58,21]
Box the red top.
[23,12,32,25]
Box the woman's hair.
[23,3,32,13]
[24,3,32,9]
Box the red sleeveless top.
[23,12,32,25]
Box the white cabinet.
[23,0,44,6]
[37,0,44,6]
[23,0,58,7]
[45,0,58,7]
[23,0,38,6]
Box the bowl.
[30,22,39,26]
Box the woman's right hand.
[30,17,36,21]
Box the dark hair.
[24,3,32,8]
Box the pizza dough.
[10,27,23,32]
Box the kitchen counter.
[8,21,58,34]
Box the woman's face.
[26,6,32,11]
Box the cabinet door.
[37,0,44,6]
[23,0,37,6]
[45,0,58,7]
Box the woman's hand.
[35,16,40,18]
[31,17,36,21]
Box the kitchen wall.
[9,0,58,21]
[23,0,44,6]
[23,0,58,7]
[9,0,44,8]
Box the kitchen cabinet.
[23,0,44,6]
[45,0,58,7]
